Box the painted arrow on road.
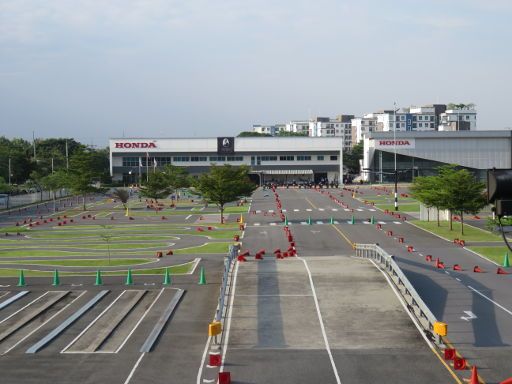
[461,311,477,321]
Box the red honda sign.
[375,139,415,149]
[114,142,157,149]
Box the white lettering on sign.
[114,142,157,149]
[375,138,415,149]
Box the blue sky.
[1,0,511,146]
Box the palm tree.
[112,188,130,211]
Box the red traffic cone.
[469,366,479,384]
[500,377,512,384]
[453,264,462,271]
[425,255,433,262]
[473,266,484,273]
[237,255,247,262]
[497,267,509,275]
[436,258,445,269]
[166,250,173,255]
[255,252,264,260]
[273,248,281,254]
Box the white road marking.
[185,215,192,220]
[115,288,166,353]
[316,221,323,224]
[332,208,338,211]
[460,310,477,321]
[368,209,376,212]
[306,209,312,212]
[468,286,512,316]
[362,222,370,225]
[318,208,325,211]
[219,261,240,374]
[282,209,287,213]
[294,209,300,212]
[356,209,363,212]
[255,210,261,213]
[445,271,450,275]
[254,223,261,226]
[268,210,274,213]
[298,257,342,384]
[455,278,461,282]
[301,222,307,225]
[123,352,146,384]
[0,292,50,325]
[2,291,87,355]
[344,209,350,212]
[333,221,339,224]
[270,223,276,226]
[61,290,126,353]
[393,221,402,225]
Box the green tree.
[410,175,446,226]
[100,224,113,266]
[276,131,308,137]
[437,165,486,234]
[0,177,11,194]
[67,151,106,210]
[237,131,271,137]
[139,172,172,202]
[344,142,363,175]
[162,164,190,193]
[40,171,68,212]
[112,188,130,210]
[193,164,257,223]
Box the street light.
[393,102,399,211]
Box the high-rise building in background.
[251,104,477,150]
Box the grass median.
[467,246,510,265]
[412,221,502,242]
[0,258,154,267]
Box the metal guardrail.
[215,244,239,322]
[355,243,441,345]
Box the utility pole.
[51,158,54,174]
[65,140,69,171]
[32,131,36,161]
[393,102,399,211]
[8,157,11,185]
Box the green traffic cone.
[163,267,171,285]
[370,216,376,225]
[350,215,355,225]
[94,270,103,286]
[330,217,334,224]
[125,269,133,285]
[17,270,26,287]
[52,269,60,286]
[503,252,510,268]
[307,216,312,225]
[198,266,206,285]
[284,216,288,226]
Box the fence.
[355,243,442,346]
[215,244,240,322]
[0,189,70,210]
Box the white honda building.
[109,136,343,185]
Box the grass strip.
[412,221,502,242]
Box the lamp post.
[393,102,399,211]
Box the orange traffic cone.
[497,267,509,275]
[469,366,480,384]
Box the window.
[226,156,243,161]
[279,155,294,161]
[173,156,190,162]
[122,157,139,167]
[317,155,324,161]
[400,115,405,121]
[330,155,338,161]
[260,156,277,161]
[297,155,311,161]
[419,123,423,128]
[191,156,207,162]
[209,156,226,162]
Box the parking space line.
[219,261,240,374]
[61,290,126,353]
[26,290,109,354]
[0,292,49,325]
[3,291,87,355]
[123,352,146,384]
[116,288,166,353]
[0,291,29,310]
[139,288,185,352]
